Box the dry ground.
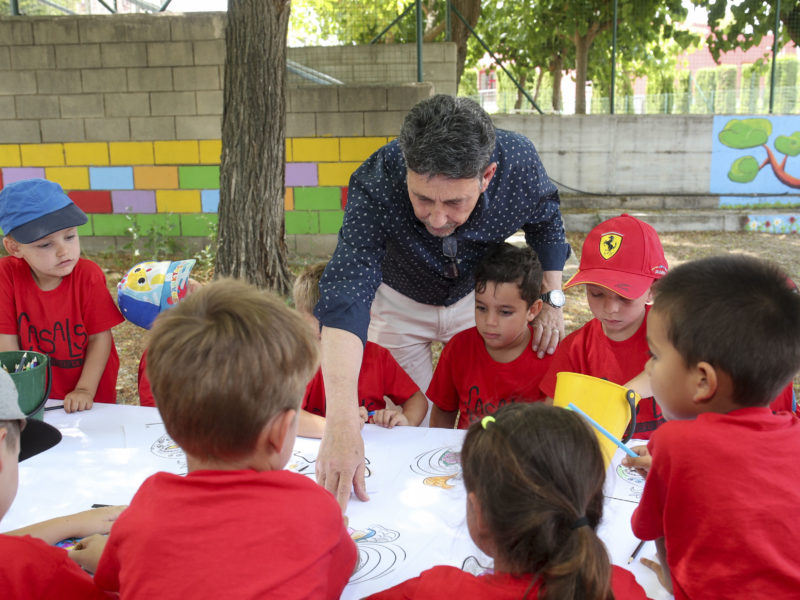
[100,231,800,405]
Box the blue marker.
[566,402,638,458]
[367,410,376,417]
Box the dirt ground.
[101,231,800,405]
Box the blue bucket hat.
[0,179,87,244]
[117,259,197,329]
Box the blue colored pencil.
[566,402,638,458]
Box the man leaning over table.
[314,94,571,510]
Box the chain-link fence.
[5,0,800,116]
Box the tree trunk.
[450,0,481,89]
[514,72,528,111]
[533,68,544,104]
[216,0,293,294]
[572,22,606,115]
[550,54,563,113]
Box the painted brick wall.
[0,13,441,254]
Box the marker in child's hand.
[566,402,638,458]
[367,410,376,417]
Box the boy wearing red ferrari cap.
[539,214,668,438]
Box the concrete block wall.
[493,114,714,196]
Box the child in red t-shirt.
[71,279,357,598]
[116,259,200,408]
[628,255,800,599]
[293,263,428,438]
[0,369,122,598]
[367,403,649,599]
[0,179,124,413]
[540,214,669,438]
[428,243,553,429]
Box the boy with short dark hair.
[428,243,553,429]
[0,369,121,598]
[0,179,123,413]
[72,279,357,598]
[540,214,668,438]
[631,255,800,598]
[294,262,428,437]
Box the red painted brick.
[341,187,348,210]
[69,190,112,214]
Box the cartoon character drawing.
[614,463,645,501]
[150,432,187,475]
[411,446,462,489]
[348,524,405,584]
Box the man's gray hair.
[398,94,496,180]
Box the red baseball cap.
[564,214,667,299]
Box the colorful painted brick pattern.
[0,137,389,237]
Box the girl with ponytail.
[367,403,649,599]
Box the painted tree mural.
[721,118,800,188]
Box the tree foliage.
[290,0,480,86]
[691,1,800,63]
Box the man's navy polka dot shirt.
[315,129,571,344]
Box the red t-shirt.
[0,534,113,599]
[631,407,800,600]
[0,256,123,403]
[137,349,155,407]
[427,326,552,429]
[539,307,665,439]
[95,469,356,599]
[365,564,649,599]
[302,341,419,415]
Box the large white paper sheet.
[2,406,672,599]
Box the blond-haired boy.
[72,279,356,598]
[294,263,428,438]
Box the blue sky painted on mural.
[711,116,800,195]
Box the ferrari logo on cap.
[599,233,622,259]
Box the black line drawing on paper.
[410,446,462,489]
[348,524,406,584]
[287,451,372,478]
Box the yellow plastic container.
[553,372,640,467]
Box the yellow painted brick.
[134,166,178,190]
[284,187,293,211]
[156,190,201,213]
[292,137,339,162]
[0,145,21,168]
[110,142,154,166]
[45,167,90,190]
[20,144,64,167]
[154,141,199,165]
[198,140,221,164]
[318,162,361,187]
[340,137,387,162]
[64,143,109,166]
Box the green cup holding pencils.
[553,372,640,467]
[0,351,51,420]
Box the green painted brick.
[319,210,344,234]
[92,214,131,236]
[135,214,181,236]
[179,165,220,189]
[77,218,93,237]
[285,211,319,234]
[294,187,341,210]
[180,214,218,237]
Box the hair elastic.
[571,516,589,529]
[481,415,496,429]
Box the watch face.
[544,289,566,307]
